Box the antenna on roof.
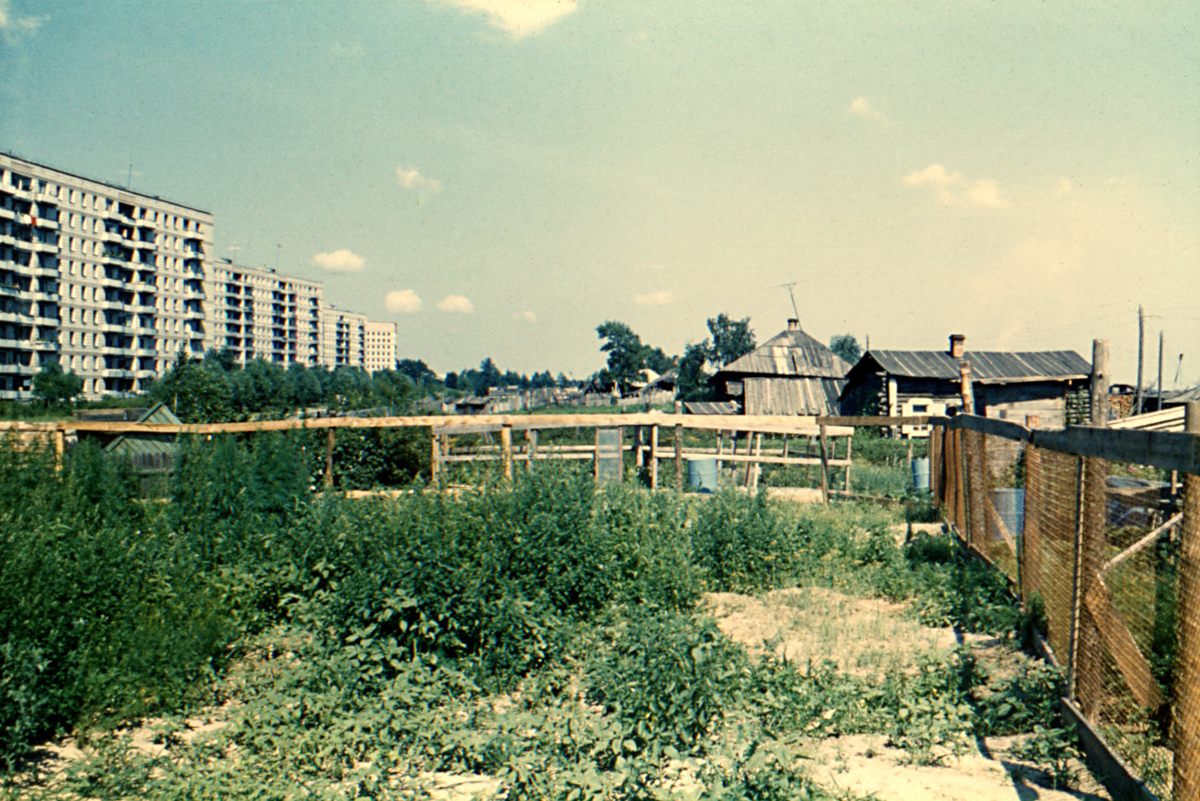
[780,282,799,321]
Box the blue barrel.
[911,457,930,491]
[687,458,719,493]
[992,488,1025,537]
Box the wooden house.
[709,320,852,415]
[839,334,1091,435]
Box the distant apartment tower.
[363,320,396,373]
[1,153,212,399]
[209,259,322,366]
[319,303,367,369]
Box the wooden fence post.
[1175,401,1200,798]
[1073,339,1109,719]
[818,424,830,505]
[526,429,537,471]
[501,424,513,482]
[650,424,659,490]
[54,426,65,472]
[325,428,335,489]
[430,428,440,485]
[844,434,853,494]
[674,401,683,492]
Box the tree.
[675,342,713,402]
[149,352,231,423]
[397,358,436,384]
[32,360,84,406]
[596,320,650,393]
[829,334,862,365]
[705,314,755,367]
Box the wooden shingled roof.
[719,327,852,379]
[861,350,1090,383]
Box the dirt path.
[705,586,1111,801]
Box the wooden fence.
[931,340,1200,801]
[2,412,869,498]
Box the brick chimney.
[787,318,799,331]
[949,334,966,360]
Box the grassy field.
[0,432,1090,800]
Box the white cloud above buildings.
[385,289,423,313]
[513,310,537,323]
[437,0,578,39]
[634,289,673,306]
[0,0,45,40]
[903,164,1008,208]
[438,294,474,313]
[312,249,365,272]
[396,166,442,193]
[848,96,886,122]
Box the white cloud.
[634,289,673,306]
[513,310,537,323]
[848,96,886,122]
[385,289,423,313]
[903,163,1008,208]
[396,166,442,193]
[1054,177,1075,196]
[312,249,365,272]
[0,0,45,39]
[438,294,474,313]
[439,0,578,39]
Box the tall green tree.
[675,342,713,402]
[705,314,755,367]
[596,321,650,393]
[829,334,862,365]
[149,353,231,423]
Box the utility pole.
[1135,305,1145,416]
[1158,331,1164,411]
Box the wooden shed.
[709,319,852,416]
[839,334,1091,435]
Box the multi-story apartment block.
[209,259,322,367]
[363,321,397,374]
[319,303,367,369]
[2,153,404,399]
[1,153,212,399]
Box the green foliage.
[588,608,748,755]
[886,650,977,765]
[1008,725,1082,791]
[31,360,84,406]
[828,334,862,365]
[704,314,755,368]
[596,320,654,393]
[0,432,1077,796]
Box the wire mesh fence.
[937,415,1195,800]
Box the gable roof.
[104,402,182,461]
[720,327,852,379]
[860,350,1090,383]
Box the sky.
[2,0,1197,386]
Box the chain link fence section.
[936,411,1196,800]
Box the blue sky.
[2,0,1197,385]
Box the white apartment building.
[319,303,367,369]
[363,320,397,374]
[1,153,213,399]
[209,259,322,367]
[2,153,403,399]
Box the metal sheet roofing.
[868,350,1090,381]
[684,401,740,415]
[720,327,852,379]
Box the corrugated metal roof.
[721,327,851,379]
[869,350,1090,381]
